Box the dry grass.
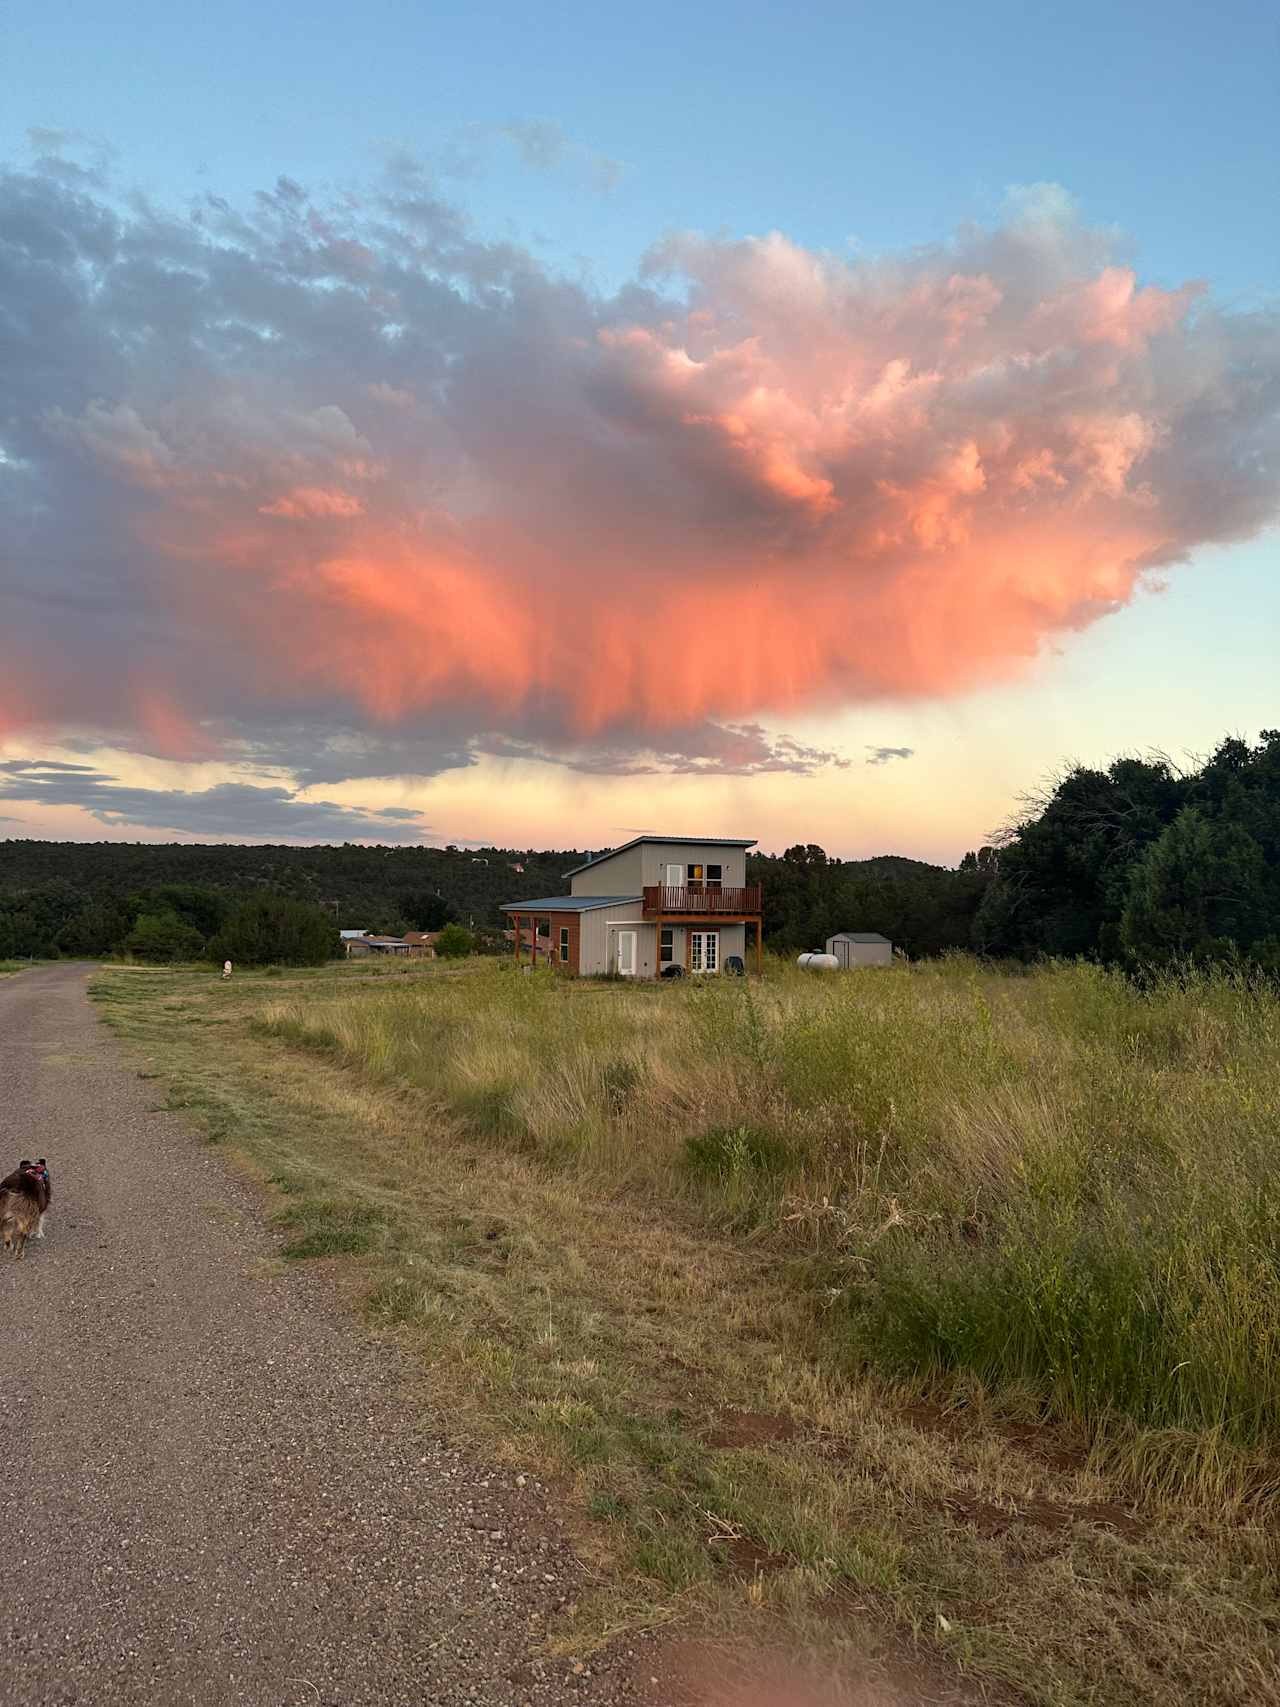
[91,956,1280,1706]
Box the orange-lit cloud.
[2,161,1277,787]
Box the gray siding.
[578,901,648,975]
[827,937,893,967]
[639,842,748,887]
[578,915,748,977]
[571,840,750,896]
[570,846,645,896]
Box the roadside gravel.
[0,965,657,1707]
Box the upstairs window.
[706,864,723,889]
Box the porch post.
[755,918,763,976]
[513,913,521,966]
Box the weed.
[277,1198,392,1259]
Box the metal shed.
[825,931,893,968]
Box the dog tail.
[0,1191,23,1257]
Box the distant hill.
[0,839,589,936]
[0,837,986,960]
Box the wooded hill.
[4,730,1276,969]
[0,837,988,960]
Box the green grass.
[88,955,1280,1706]
[251,956,1280,1457]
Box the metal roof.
[563,834,756,879]
[339,929,369,939]
[828,932,891,943]
[500,895,641,913]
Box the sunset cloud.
[1,156,1277,794]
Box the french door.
[690,931,719,973]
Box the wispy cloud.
[865,746,915,766]
[495,119,622,191]
[0,763,429,842]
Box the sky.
[0,0,1276,862]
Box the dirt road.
[0,966,649,1707]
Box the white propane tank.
[797,951,840,971]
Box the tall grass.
[260,957,1280,1450]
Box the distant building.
[343,933,412,958]
[501,835,763,977]
[825,931,893,968]
[402,931,439,958]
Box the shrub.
[125,909,204,963]
[434,922,475,958]
[209,893,337,967]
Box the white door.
[616,930,638,976]
[690,931,719,973]
[663,862,683,889]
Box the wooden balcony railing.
[642,884,762,916]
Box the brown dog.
[0,1158,51,1260]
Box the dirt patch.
[897,1400,1090,1476]
[705,1410,803,1449]
[625,1633,1005,1706]
[940,1492,1146,1541]
[706,1534,793,1577]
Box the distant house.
[402,931,439,958]
[501,835,763,977]
[342,932,412,958]
[825,931,893,968]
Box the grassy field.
[91,955,1280,1706]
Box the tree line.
[2,732,1276,970]
[974,731,1280,972]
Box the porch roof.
[500,895,641,913]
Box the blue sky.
[7,0,1275,294]
[0,0,1275,856]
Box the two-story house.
[501,835,763,977]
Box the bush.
[433,922,475,959]
[209,893,337,967]
[125,909,204,963]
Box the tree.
[404,891,455,931]
[1120,808,1271,967]
[57,902,130,957]
[433,922,475,959]
[125,909,204,963]
[975,755,1188,959]
[209,894,338,967]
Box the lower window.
[659,926,674,963]
[559,926,570,963]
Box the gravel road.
[0,965,658,1707]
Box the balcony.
[642,884,762,917]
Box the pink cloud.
[3,162,1277,774]
[259,486,367,519]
